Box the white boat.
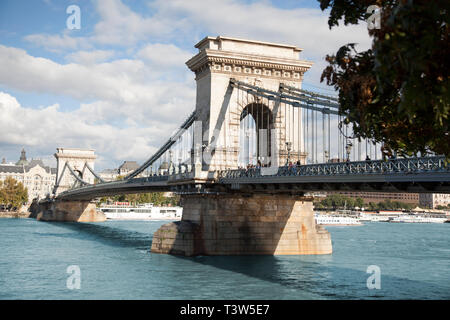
[389,215,448,223]
[314,213,363,226]
[359,213,390,222]
[99,203,182,220]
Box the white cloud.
[65,49,116,65]
[149,0,371,85]
[24,32,91,52]
[25,0,371,61]
[136,43,192,67]
[6,0,375,169]
[25,0,185,50]
[23,0,373,94]
[0,92,177,168]
[0,45,195,125]
[88,0,191,46]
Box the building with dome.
[0,149,56,202]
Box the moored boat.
[99,203,182,220]
[314,213,363,226]
[389,215,448,223]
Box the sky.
[0,0,372,170]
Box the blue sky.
[0,0,371,170]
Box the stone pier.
[29,199,106,222]
[151,194,332,256]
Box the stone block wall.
[151,194,332,256]
[30,200,106,222]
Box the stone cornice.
[187,49,312,72]
[195,36,303,53]
[186,49,312,81]
[54,153,97,160]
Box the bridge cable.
[280,83,339,108]
[54,162,68,191]
[230,79,341,115]
[83,162,105,183]
[66,163,90,186]
[280,83,339,102]
[124,111,196,180]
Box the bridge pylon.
[53,148,97,196]
[151,193,332,256]
[186,36,312,171]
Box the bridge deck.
[56,157,450,200]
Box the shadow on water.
[35,221,153,250]
[176,253,450,299]
[174,254,370,299]
[35,220,450,299]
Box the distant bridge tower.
[53,148,97,195]
[186,36,312,170]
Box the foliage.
[314,194,356,209]
[378,199,413,210]
[314,193,414,210]
[319,0,450,158]
[0,177,28,210]
[355,197,365,209]
[366,199,414,211]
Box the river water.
[0,218,449,299]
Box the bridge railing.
[218,156,448,180]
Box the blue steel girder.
[217,156,450,193]
[57,174,171,200]
[218,157,448,178]
[56,156,450,199]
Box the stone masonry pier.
[30,199,106,222]
[151,194,332,256]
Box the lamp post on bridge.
[285,141,292,165]
[345,142,353,162]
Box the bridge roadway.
[56,156,450,201]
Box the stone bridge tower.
[53,148,97,195]
[186,36,312,171]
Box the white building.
[419,193,450,209]
[98,169,119,182]
[0,149,56,202]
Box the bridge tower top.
[186,36,312,83]
[55,147,96,158]
[186,36,312,171]
[53,148,97,196]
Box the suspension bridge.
[35,36,450,256]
